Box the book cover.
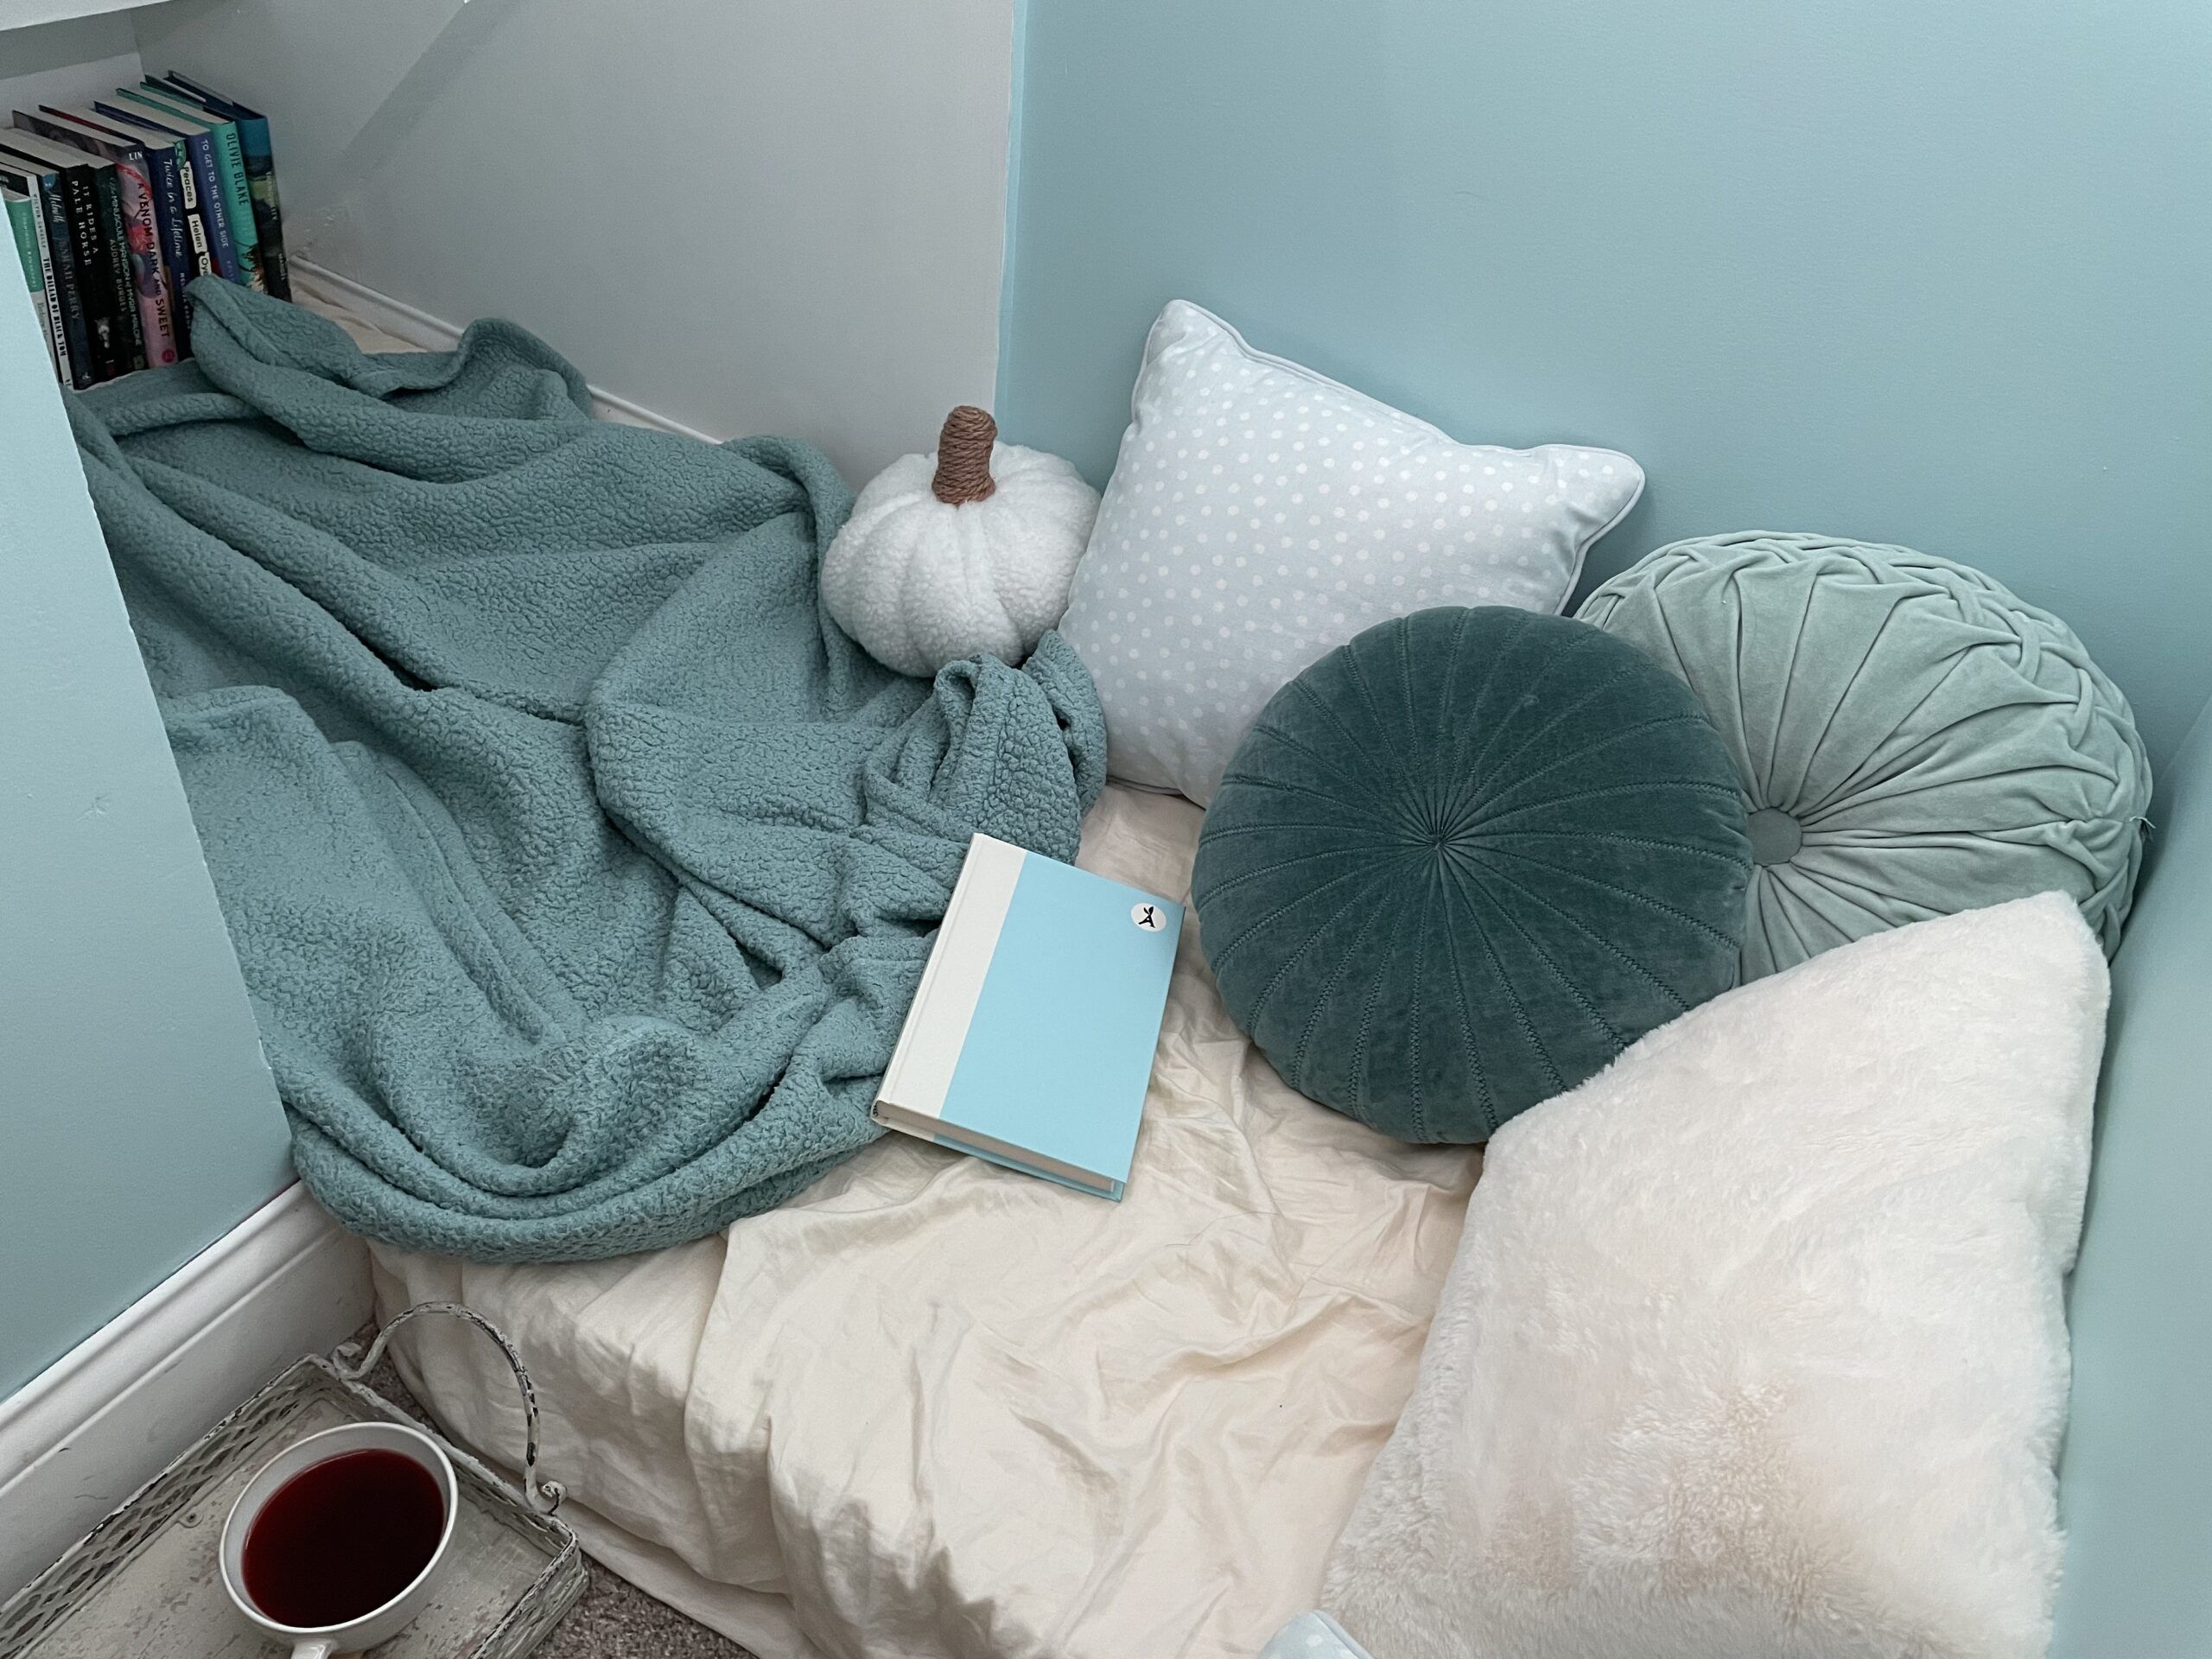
[156,73,289,300]
[21,108,181,365]
[5,125,147,372]
[0,145,99,384]
[874,835,1183,1199]
[2,178,67,382]
[97,97,238,286]
[124,85,263,295]
[5,186,60,379]
[52,105,207,304]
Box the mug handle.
[332,1302,565,1515]
[290,1642,340,1659]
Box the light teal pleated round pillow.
[1579,533,2151,980]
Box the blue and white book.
[874,834,1183,1200]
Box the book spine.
[54,165,121,379]
[201,116,264,294]
[168,136,218,284]
[180,129,239,283]
[231,113,288,300]
[6,191,37,294]
[137,137,194,304]
[6,191,60,379]
[33,175,92,388]
[87,158,149,372]
[93,103,227,286]
[129,140,192,359]
[109,149,178,365]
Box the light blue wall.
[997,0,2212,768]
[2051,696,2212,1655]
[0,271,292,1396]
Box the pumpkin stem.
[931,406,999,505]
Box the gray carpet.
[535,1566,756,1659]
[353,1333,755,1658]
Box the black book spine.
[55,165,121,379]
[87,162,146,372]
[34,176,93,389]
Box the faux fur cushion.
[1322,893,2107,1659]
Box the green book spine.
[7,162,91,386]
[203,111,261,294]
[6,190,37,296]
[232,116,288,299]
[5,190,60,379]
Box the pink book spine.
[110,151,179,365]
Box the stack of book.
[3,75,290,389]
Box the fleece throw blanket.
[70,281,1105,1262]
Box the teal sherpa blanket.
[71,281,1105,1262]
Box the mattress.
[367,677,1474,1656]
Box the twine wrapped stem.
[931,406,998,505]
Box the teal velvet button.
[1192,607,1751,1142]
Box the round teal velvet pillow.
[1578,533,2152,981]
[1192,607,1751,1143]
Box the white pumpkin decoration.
[822,406,1101,677]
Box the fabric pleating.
[1580,532,2151,980]
[1193,607,1751,1141]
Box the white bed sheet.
[370,707,1475,1659]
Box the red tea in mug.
[242,1448,445,1627]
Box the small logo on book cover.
[1130,902,1166,932]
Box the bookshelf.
[1,0,170,33]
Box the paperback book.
[873,835,1183,1200]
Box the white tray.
[0,1315,586,1658]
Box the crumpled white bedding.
[372,785,1478,1659]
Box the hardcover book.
[5,185,59,377]
[2,131,136,375]
[156,73,289,300]
[873,835,1183,1199]
[2,174,68,380]
[97,97,239,286]
[9,118,162,367]
[56,104,211,295]
[21,107,181,364]
[123,85,262,294]
[0,146,93,385]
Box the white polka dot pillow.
[1058,301,1644,804]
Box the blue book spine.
[129,131,195,315]
[180,127,237,283]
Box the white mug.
[219,1421,459,1659]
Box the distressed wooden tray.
[0,1314,585,1658]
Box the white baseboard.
[0,1183,372,1599]
[288,259,721,445]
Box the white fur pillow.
[1323,893,2107,1659]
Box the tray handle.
[333,1301,566,1516]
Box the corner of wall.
[991,0,1031,429]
